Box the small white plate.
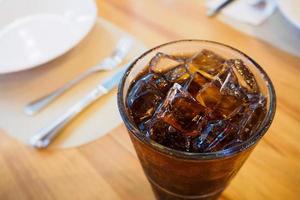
[0,0,97,74]
[277,0,300,30]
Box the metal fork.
[24,37,133,116]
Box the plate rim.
[0,0,97,74]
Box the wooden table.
[1,0,299,199]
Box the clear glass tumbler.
[117,40,276,200]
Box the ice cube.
[193,93,265,152]
[195,81,222,108]
[195,66,244,119]
[188,49,225,76]
[140,117,190,151]
[127,73,170,123]
[185,72,211,97]
[164,65,191,85]
[217,66,237,92]
[215,63,246,99]
[246,92,266,106]
[151,73,172,94]
[233,93,266,140]
[145,119,168,143]
[149,52,185,74]
[192,119,239,152]
[155,83,206,136]
[226,59,259,93]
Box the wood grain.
[0,0,299,199]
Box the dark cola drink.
[118,40,275,200]
[126,49,267,153]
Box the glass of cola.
[118,40,276,200]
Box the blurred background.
[0,0,299,200]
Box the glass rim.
[117,39,276,160]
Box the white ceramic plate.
[277,0,300,30]
[0,0,97,74]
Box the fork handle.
[29,86,108,149]
[24,68,101,116]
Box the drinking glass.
[117,40,276,200]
